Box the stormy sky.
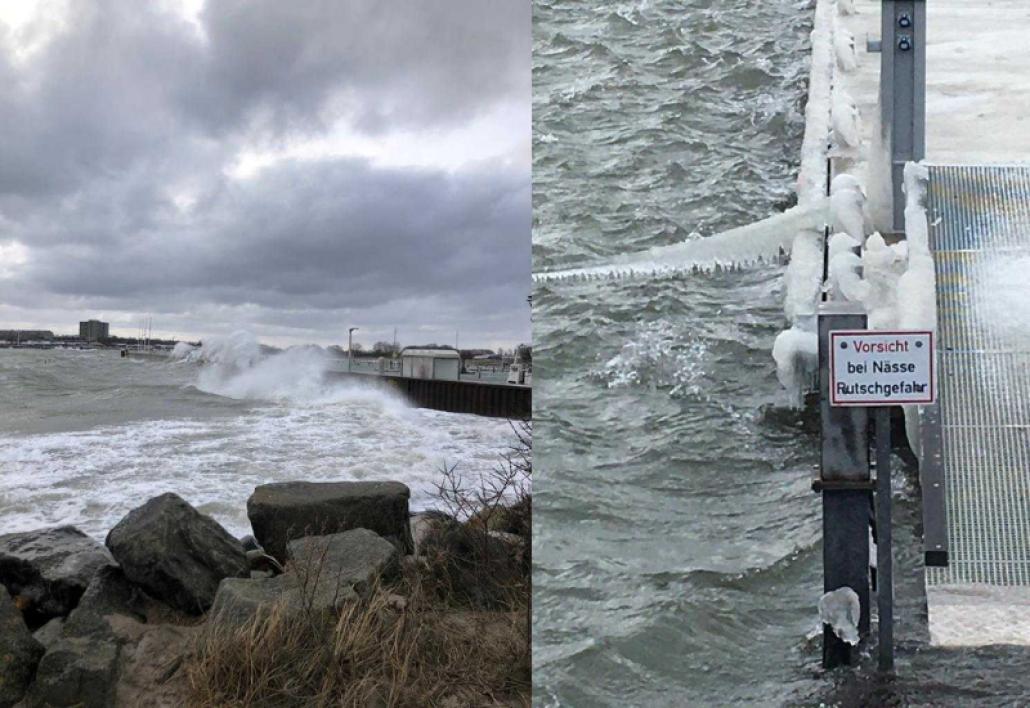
[0,0,530,349]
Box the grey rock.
[29,637,118,708]
[32,617,65,650]
[410,511,455,555]
[247,481,413,561]
[210,574,358,627]
[245,549,284,575]
[209,575,294,626]
[105,493,248,615]
[287,528,399,598]
[112,623,196,708]
[0,526,114,626]
[210,529,394,627]
[63,566,149,642]
[0,590,44,708]
[239,535,262,552]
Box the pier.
[922,165,1030,642]
[326,371,530,420]
[804,0,1030,659]
[123,350,530,420]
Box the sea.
[532,0,1030,705]
[0,335,516,541]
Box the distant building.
[400,348,461,381]
[0,330,54,342]
[79,320,110,342]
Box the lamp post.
[348,327,359,372]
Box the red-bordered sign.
[829,329,936,407]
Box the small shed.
[400,348,461,381]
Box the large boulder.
[210,574,359,627]
[247,481,413,561]
[286,528,400,597]
[0,526,114,627]
[210,575,302,626]
[0,589,44,708]
[211,529,397,627]
[28,636,119,708]
[105,493,248,615]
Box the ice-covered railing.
[774,0,864,394]
[532,200,829,283]
[531,0,881,401]
[533,0,857,289]
[776,0,938,401]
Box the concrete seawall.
[326,371,531,420]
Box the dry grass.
[184,565,530,707]
[185,422,532,706]
[417,522,529,612]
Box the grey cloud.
[195,0,530,135]
[15,159,528,306]
[0,1,530,347]
[0,0,528,198]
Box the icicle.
[533,198,830,284]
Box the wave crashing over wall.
[171,331,407,410]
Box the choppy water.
[532,1,1030,705]
[0,344,515,540]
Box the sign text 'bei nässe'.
[829,330,936,406]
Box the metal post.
[880,0,927,232]
[817,302,872,669]
[875,406,894,673]
[348,327,358,373]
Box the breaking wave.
[171,331,407,409]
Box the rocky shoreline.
[0,481,527,707]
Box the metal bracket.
[919,401,950,566]
[881,0,927,232]
[867,37,882,53]
[813,478,877,492]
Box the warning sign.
[829,330,936,406]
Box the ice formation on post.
[897,162,936,461]
[831,87,861,152]
[818,586,862,645]
[897,162,935,332]
[833,16,858,73]
[830,174,866,241]
[772,326,818,393]
[827,233,865,302]
[861,232,907,329]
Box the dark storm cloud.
[9,159,528,309]
[0,0,530,346]
[195,0,528,134]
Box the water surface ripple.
[533,1,819,704]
